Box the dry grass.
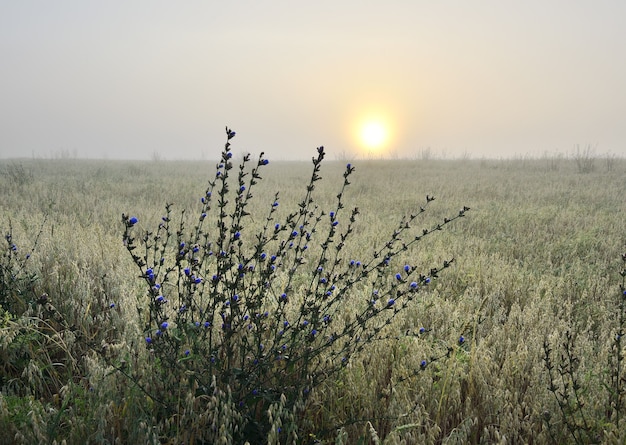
[1,154,625,444]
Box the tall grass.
[1,140,625,443]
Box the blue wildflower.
[410,281,418,289]
[404,264,411,272]
[387,299,395,307]
[459,335,465,345]
[184,267,191,276]
[145,337,152,344]
[160,322,169,330]
[395,273,402,281]
[420,360,427,369]
[129,216,138,226]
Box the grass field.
[1,152,625,444]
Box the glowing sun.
[354,117,392,152]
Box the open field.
[1,153,626,444]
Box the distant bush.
[0,162,34,187]
[121,128,469,443]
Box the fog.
[2,1,625,160]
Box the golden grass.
[1,155,625,444]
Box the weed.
[120,128,469,443]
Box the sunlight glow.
[354,117,392,153]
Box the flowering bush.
[122,127,469,443]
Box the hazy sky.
[1,1,625,160]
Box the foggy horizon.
[2,2,625,161]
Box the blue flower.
[184,349,190,356]
[459,335,465,345]
[332,221,339,227]
[311,329,318,337]
[194,277,202,284]
[283,320,289,327]
[404,264,411,273]
[291,230,298,237]
[420,360,427,369]
[234,231,241,239]
[346,163,351,169]
[329,211,335,219]
[419,327,426,334]
[184,267,191,276]
[204,321,210,328]
[387,299,395,307]
[410,281,418,289]
[395,273,402,281]
[272,202,279,207]
[129,216,138,226]
[145,337,152,344]
[262,159,269,165]
[109,303,115,308]
[240,185,246,193]
[302,320,309,326]
[280,293,287,301]
[425,277,431,284]
[160,322,169,330]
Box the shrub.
[121,128,470,443]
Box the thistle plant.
[121,127,469,443]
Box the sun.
[360,121,387,150]
[351,114,393,153]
